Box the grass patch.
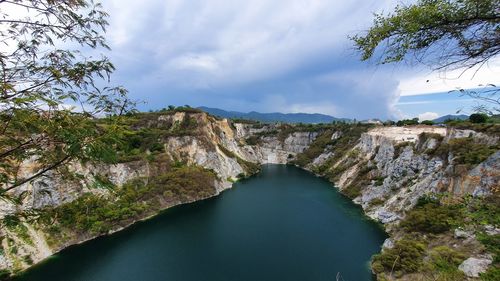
[481,266,500,281]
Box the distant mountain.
[432,114,469,123]
[198,106,351,124]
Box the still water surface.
[17,165,386,281]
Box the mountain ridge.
[198,106,351,124]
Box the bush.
[428,137,498,166]
[427,246,466,274]
[396,118,419,126]
[372,238,426,274]
[374,176,385,186]
[470,113,489,124]
[477,233,500,264]
[400,199,464,234]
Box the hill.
[432,114,469,123]
[198,106,350,124]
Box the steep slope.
[293,125,499,280]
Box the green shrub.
[466,194,500,226]
[470,113,489,124]
[427,246,466,274]
[372,238,426,274]
[368,198,385,207]
[373,176,385,186]
[477,233,500,263]
[2,215,20,228]
[396,118,419,126]
[428,137,498,166]
[342,184,362,199]
[481,266,500,281]
[400,199,464,234]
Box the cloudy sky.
[100,0,500,120]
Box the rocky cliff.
[0,111,498,280]
[0,111,319,276]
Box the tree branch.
[2,155,71,193]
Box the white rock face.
[311,125,499,227]
[459,257,492,277]
[366,126,446,143]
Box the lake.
[16,165,387,281]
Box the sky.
[96,0,500,120]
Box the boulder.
[454,228,475,239]
[459,257,492,278]
[382,238,394,250]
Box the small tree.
[469,113,488,123]
[0,1,134,195]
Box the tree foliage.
[0,1,134,195]
[351,0,500,70]
[469,112,489,123]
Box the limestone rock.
[459,257,492,278]
[454,228,475,239]
[484,225,500,236]
[382,239,394,250]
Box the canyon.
[1,110,499,280]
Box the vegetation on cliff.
[36,161,217,248]
[373,194,500,280]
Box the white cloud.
[97,0,494,119]
[170,54,220,72]
[398,58,500,96]
[103,0,396,87]
[418,112,439,121]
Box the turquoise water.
[17,165,386,281]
